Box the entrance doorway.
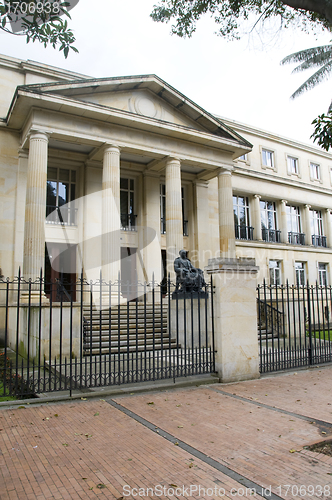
[45,243,77,302]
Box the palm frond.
[290,60,332,98]
[291,49,332,73]
[281,45,332,65]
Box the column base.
[20,290,49,305]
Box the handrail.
[257,298,283,336]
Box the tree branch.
[281,0,332,25]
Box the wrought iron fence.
[258,281,332,373]
[0,271,214,398]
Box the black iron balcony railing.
[46,205,78,226]
[121,214,137,231]
[288,231,305,245]
[312,234,327,247]
[235,225,254,240]
[262,228,281,243]
[160,218,189,236]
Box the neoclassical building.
[1,53,332,295]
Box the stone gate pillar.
[205,258,260,383]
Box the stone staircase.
[83,302,178,356]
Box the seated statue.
[174,250,206,293]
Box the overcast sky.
[1,0,332,146]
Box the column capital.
[304,204,311,210]
[325,208,332,214]
[253,194,261,200]
[104,144,121,155]
[28,129,49,142]
[280,199,288,205]
[166,156,181,166]
[218,168,232,177]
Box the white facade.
[1,53,332,293]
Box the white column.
[142,173,162,283]
[252,195,262,241]
[280,200,288,244]
[303,204,312,246]
[165,157,183,278]
[13,149,28,277]
[193,180,210,269]
[218,170,235,259]
[102,145,121,284]
[23,131,49,296]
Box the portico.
[6,75,251,295]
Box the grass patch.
[306,330,332,341]
[0,381,17,402]
[0,352,33,400]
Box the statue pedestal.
[171,291,208,300]
[170,294,211,349]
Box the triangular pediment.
[18,75,251,146]
[73,89,207,131]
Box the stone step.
[84,329,167,338]
[83,342,179,355]
[84,336,175,347]
[82,305,168,313]
[84,314,167,322]
[84,323,167,332]
[83,303,174,356]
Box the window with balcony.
[310,162,321,181]
[262,149,274,168]
[233,195,253,240]
[269,260,281,285]
[160,184,188,236]
[310,209,326,247]
[120,178,136,231]
[287,156,299,175]
[287,205,305,245]
[46,167,77,225]
[260,200,280,242]
[295,262,306,286]
[318,263,328,286]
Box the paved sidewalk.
[0,366,331,499]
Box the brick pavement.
[0,366,331,499]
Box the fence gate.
[0,273,215,398]
[258,281,332,373]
